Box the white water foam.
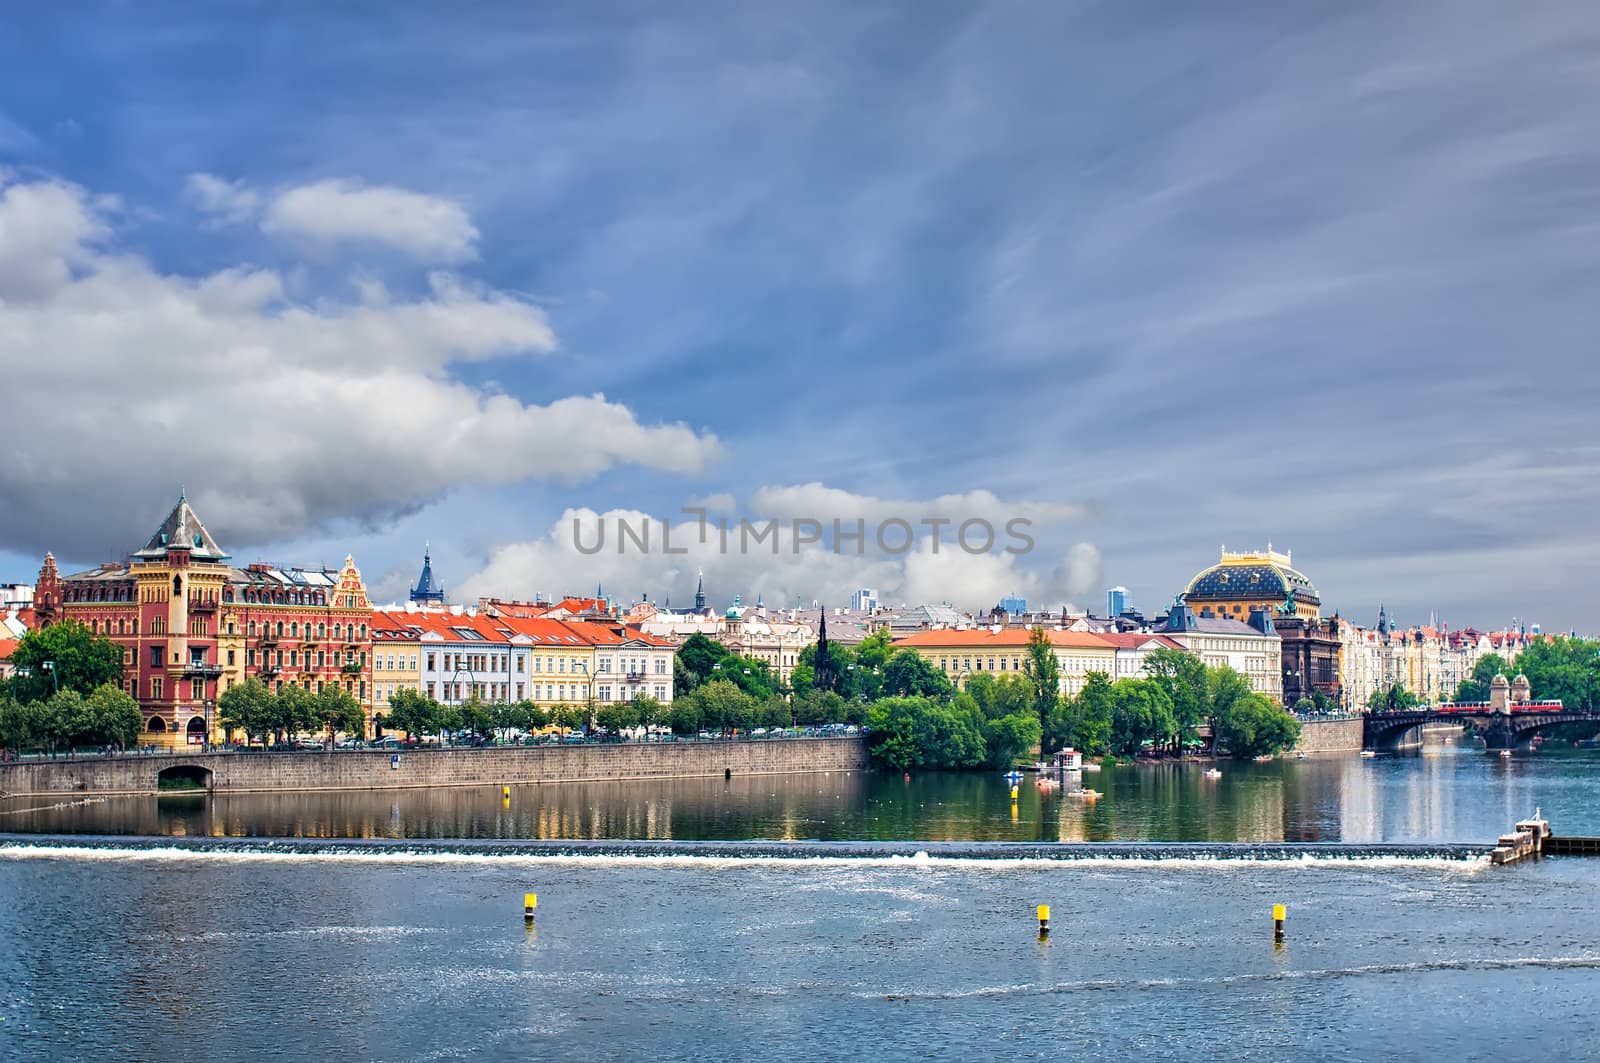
[0,841,1493,873]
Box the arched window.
[173,575,182,597]
[276,621,284,637]
[317,623,325,639]
[360,624,367,639]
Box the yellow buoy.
[524,893,538,921]
[1272,903,1286,943]
[1037,904,1050,936]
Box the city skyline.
[4,4,1600,628]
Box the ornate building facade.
[33,494,374,745]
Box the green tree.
[456,696,495,740]
[1022,627,1062,753]
[1064,671,1115,756]
[270,684,314,744]
[755,696,792,730]
[594,698,641,735]
[1367,683,1419,712]
[677,634,729,686]
[672,655,699,697]
[1512,637,1600,709]
[982,712,1043,769]
[551,702,589,731]
[863,696,986,771]
[1215,692,1302,759]
[712,653,779,700]
[687,678,756,735]
[1142,647,1209,753]
[881,649,953,699]
[966,673,1034,721]
[1108,678,1175,757]
[852,629,894,701]
[1453,653,1509,704]
[384,688,440,738]
[793,639,857,698]
[631,695,664,731]
[793,688,846,725]
[7,620,125,703]
[219,677,274,746]
[666,697,701,735]
[311,685,365,744]
[85,682,142,750]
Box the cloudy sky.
[2,2,1598,631]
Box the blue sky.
[3,2,1599,630]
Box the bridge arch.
[157,764,213,791]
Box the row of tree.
[1450,639,1600,709]
[0,684,144,754]
[216,677,365,746]
[857,634,1302,769]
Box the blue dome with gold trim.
[1183,549,1319,607]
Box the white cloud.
[458,503,1099,613]
[748,483,1092,527]
[0,174,720,557]
[262,178,479,262]
[184,172,261,227]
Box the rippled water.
[2,740,1597,1062]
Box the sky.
[2,2,1599,632]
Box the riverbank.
[0,736,869,796]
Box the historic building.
[33,494,374,745]
[1181,547,1321,622]
[1178,548,1333,706]
[893,628,1118,696]
[1160,604,1284,702]
[409,545,447,606]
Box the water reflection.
[3,745,1598,844]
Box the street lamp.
[41,660,59,695]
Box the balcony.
[259,630,279,646]
[341,661,364,676]
[625,670,647,683]
[182,662,225,679]
[189,597,218,613]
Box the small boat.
[1081,762,1102,773]
[1066,788,1102,799]
[1360,750,1377,759]
[1499,749,1513,759]
[1203,768,1222,779]
[1295,752,1307,760]
[1253,755,1274,763]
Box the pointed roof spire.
[132,493,229,561]
[410,543,446,605]
[693,568,707,612]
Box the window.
[516,656,524,673]
[151,677,163,699]
[427,653,437,671]
[150,645,163,668]
[655,659,666,674]
[227,650,236,666]
[655,685,667,701]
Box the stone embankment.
[1290,716,1364,755]
[0,737,870,796]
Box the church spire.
[693,569,706,613]
[814,605,833,692]
[410,543,446,605]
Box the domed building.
[1177,546,1341,707]
[1182,547,1321,622]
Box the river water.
[3,740,1598,1061]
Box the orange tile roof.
[0,638,18,661]
[893,628,1114,650]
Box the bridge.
[1364,704,1600,751]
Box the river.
[2,739,1597,1061]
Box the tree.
[1215,692,1302,759]
[712,653,779,701]
[85,683,141,750]
[631,695,664,731]
[7,620,125,703]
[1512,637,1600,709]
[594,698,641,735]
[270,685,314,744]
[687,678,756,735]
[666,697,701,735]
[1022,627,1062,753]
[793,688,846,725]
[385,688,440,738]
[756,695,792,730]
[456,696,495,740]
[863,696,986,771]
[965,674,1034,721]
[1453,653,1509,703]
[852,629,894,701]
[982,712,1043,770]
[672,655,699,697]
[219,677,274,746]
[1205,664,1253,735]
[1367,683,1419,712]
[551,702,589,731]
[1142,647,1208,753]
[311,685,365,744]
[677,634,729,686]
[793,639,856,698]
[1108,678,1175,757]
[1064,671,1114,756]
[881,649,953,699]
